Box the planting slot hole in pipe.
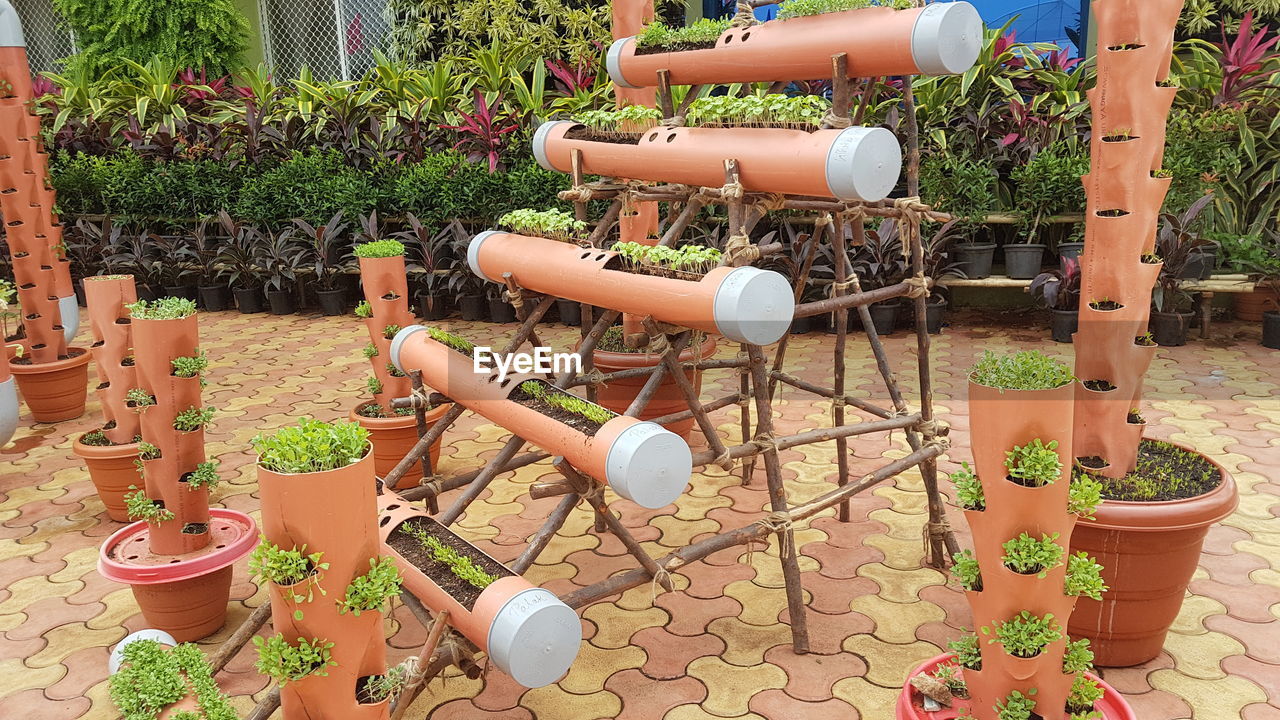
[1106,43,1145,51]
[1096,209,1130,217]
[1082,380,1117,393]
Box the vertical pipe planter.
[606,2,982,88]
[533,121,902,202]
[98,303,256,640]
[74,275,142,522]
[351,247,447,488]
[468,231,795,345]
[259,443,390,719]
[377,490,581,688]
[391,326,691,509]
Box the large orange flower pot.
[607,3,981,88]
[377,490,581,687]
[259,448,390,720]
[468,231,794,345]
[349,400,450,489]
[9,348,90,421]
[391,326,691,508]
[98,509,257,641]
[589,335,718,441]
[74,439,142,522]
[1068,446,1238,667]
[1234,286,1279,322]
[533,120,902,202]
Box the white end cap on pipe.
[605,421,691,509]
[531,121,568,173]
[468,230,500,283]
[389,324,429,375]
[486,587,582,688]
[0,378,17,450]
[109,629,178,675]
[824,126,902,202]
[0,1,25,48]
[59,296,79,344]
[606,38,640,89]
[911,2,983,76]
[713,267,795,345]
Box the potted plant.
[109,637,239,720]
[1030,257,1082,343]
[257,228,307,315]
[485,284,518,324]
[294,212,352,317]
[1010,142,1090,279]
[214,212,267,314]
[378,487,582,688]
[97,297,257,641]
[1220,230,1280,348]
[1150,195,1215,346]
[189,219,232,312]
[74,275,144,522]
[922,153,1000,279]
[399,215,460,322]
[253,418,400,717]
[920,220,967,334]
[853,218,912,335]
[149,233,198,301]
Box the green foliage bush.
[636,19,731,49]
[128,297,197,320]
[53,0,249,75]
[236,152,386,226]
[1012,143,1090,242]
[970,350,1075,390]
[385,0,613,65]
[353,240,407,258]
[919,153,1001,229]
[777,0,911,20]
[110,640,237,720]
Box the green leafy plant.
[1065,552,1108,601]
[777,0,911,19]
[109,640,238,720]
[611,241,723,277]
[173,406,215,432]
[127,298,198,321]
[970,350,1075,390]
[572,106,663,136]
[949,632,982,670]
[355,301,374,318]
[427,327,476,355]
[951,550,982,591]
[249,539,329,619]
[53,0,248,75]
[171,350,209,378]
[635,18,731,50]
[253,635,335,684]
[1063,638,1095,674]
[138,442,161,460]
[1011,142,1091,244]
[362,343,380,360]
[952,462,984,511]
[996,689,1038,720]
[1001,532,1065,577]
[1005,439,1063,487]
[253,419,371,474]
[1068,472,1103,518]
[498,208,588,241]
[928,661,967,696]
[353,239,407,258]
[386,362,406,378]
[1067,673,1105,718]
[384,324,401,339]
[366,376,385,397]
[126,388,155,408]
[519,380,617,425]
[405,523,498,589]
[358,666,408,704]
[338,557,404,616]
[985,611,1062,658]
[685,94,833,130]
[125,487,174,524]
[186,461,220,490]
[81,429,111,446]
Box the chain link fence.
[258,0,391,80]
[12,0,76,74]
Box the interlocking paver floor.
[1,308,1277,719]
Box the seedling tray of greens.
[385,515,512,610]
[510,380,619,436]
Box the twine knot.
[751,432,779,454]
[821,110,853,129]
[730,0,758,28]
[721,180,746,201]
[714,449,736,472]
[904,274,932,299]
[560,186,595,203]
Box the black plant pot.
[1057,242,1085,268]
[233,287,264,314]
[925,299,947,335]
[135,285,159,301]
[1263,311,1280,350]
[316,288,347,316]
[789,314,813,335]
[1182,249,1217,280]
[74,280,87,307]
[267,290,296,315]
[163,285,198,302]
[556,298,582,327]
[489,297,518,324]
[458,294,486,321]
[868,301,902,336]
[1005,244,1047,280]
[954,243,997,280]
[198,285,232,312]
[1150,310,1193,347]
[416,291,449,321]
[826,310,859,334]
[1051,309,1079,343]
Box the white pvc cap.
[468,230,500,283]
[109,629,178,675]
[0,378,17,449]
[531,121,569,173]
[605,421,691,508]
[59,295,79,344]
[911,2,983,75]
[824,126,902,202]
[486,587,582,688]
[389,324,428,375]
[606,38,639,89]
[713,266,795,345]
[0,1,24,48]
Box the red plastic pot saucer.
[98,509,258,585]
[896,654,1136,720]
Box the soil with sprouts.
[1078,440,1223,502]
[386,516,512,610]
[565,126,644,145]
[508,383,607,436]
[634,39,719,55]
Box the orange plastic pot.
[391,326,692,508]
[377,491,581,688]
[349,400,450,489]
[1068,446,1238,667]
[589,335,718,441]
[606,2,981,88]
[9,348,90,421]
[74,439,141,522]
[469,231,795,345]
[1235,286,1279,322]
[83,275,140,443]
[258,449,389,720]
[98,509,257,641]
[533,121,901,202]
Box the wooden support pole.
[437,436,528,526]
[511,492,580,574]
[389,610,451,720]
[792,281,913,318]
[688,412,921,468]
[209,601,272,675]
[768,224,825,400]
[830,213,853,522]
[641,317,727,460]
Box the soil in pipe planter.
[386,515,514,610]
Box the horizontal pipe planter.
[607,2,981,88]
[390,325,691,508]
[533,120,901,202]
[468,231,794,345]
[377,490,581,688]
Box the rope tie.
[419,474,445,492]
[821,111,853,129]
[832,278,857,295]
[831,396,846,408]
[647,332,672,357]
[582,367,610,387]
[581,481,606,504]
[730,0,758,28]
[714,449,736,472]
[503,289,525,309]
[758,193,788,212]
[917,418,949,438]
[754,510,796,557]
[927,435,953,453]
[921,518,955,569]
[650,565,673,602]
[894,196,927,260]
[751,432,779,454]
[891,407,911,418]
[410,385,433,408]
[560,186,595,203]
[724,233,760,266]
[721,180,746,201]
[661,114,686,127]
[814,213,835,228]
[903,274,932,299]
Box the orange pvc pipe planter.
[964,379,1078,720]
[260,450,390,719]
[533,120,902,202]
[377,490,581,687]
[606,2,981,89]
[390,326,692,509]
[469,231,794,345]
